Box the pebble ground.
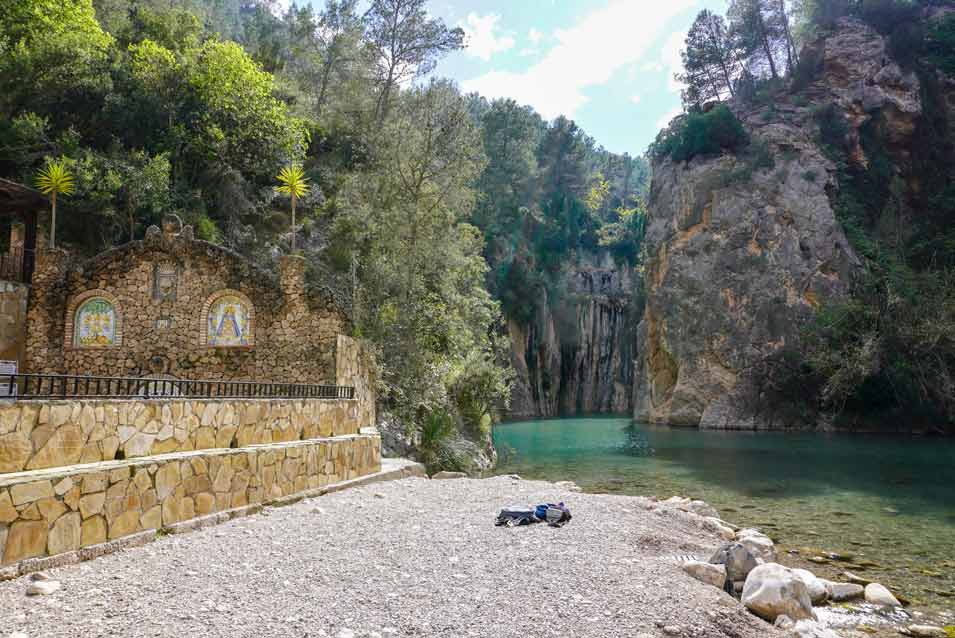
[0,475,782,638]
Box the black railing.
[0,373,355,401]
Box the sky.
[427,0,728,156]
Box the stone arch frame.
[65,289,123,349]
[199,289,256,348]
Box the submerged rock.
[681,560,727,589]
[904,625,947,638]
[863,582,901,607]
[741,563,815,622]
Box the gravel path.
[0,475,782,638]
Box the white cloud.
[630,94,642,104]
[528,28,543,45]
[461,13,516,62]
[461,0,698,119]
[656,105,684,130]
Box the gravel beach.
[0,475,782,638]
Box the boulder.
[709,542,759,583]
[741,563,814,622]
[823,580,864,602]
[736,529,777,563]
[703,517,736,540]
[792,568,829,605]
[864,582,900,607]
[681,561,727,589]
[431,471,467,480]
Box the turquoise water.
[493,417,955,618]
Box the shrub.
[649,105,748,163]
[925,14,955,74]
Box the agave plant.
[274,164,310,253]
[35,158,75,250]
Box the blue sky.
[427,0,728,156]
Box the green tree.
[275,164,310,252]
[678,10,742,109]
[35,158,75,249]
[364,0,464,123]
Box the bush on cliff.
[649,105,748,163]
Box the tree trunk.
[291,193,297,253]
[756,11,778,79]
[50,192,57,250]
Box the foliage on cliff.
[656,1,955,430]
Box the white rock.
[741,563,814,622]
[793,619,840,638]
[864,582,900,607]
[8,633,29,638]
[774,615,795,630]
[26,580,61,596]
[906,625,947,638]
[704,517,736,540]
[681,561,726,588]
[792,569,829,605]
[737,532,777,563]
[822,580,864,601]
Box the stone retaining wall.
[0,433,380,567]
[0,398,364,473]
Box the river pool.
[493,417,955,626]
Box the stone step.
[0,433,380,573]
[0,397,363,473]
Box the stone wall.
[0,433,380,567]
[24,218,348,384]
[0,281,27,364]
[0,398,365,473]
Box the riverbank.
[0,474,781,638]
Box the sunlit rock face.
[508,251,636,418]
[633,16,934,429]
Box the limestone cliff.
[633,18,928,429]
[508,251,635,418]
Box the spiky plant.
[35,158,75,249]
[274,164,310,253]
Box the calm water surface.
[493,417,955,618]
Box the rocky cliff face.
[508,251,635,418]
[633,18,925,429]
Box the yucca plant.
[274,164,310,253]
[35,158,75,249]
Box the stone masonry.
[0,433,380,567]
[0,398,365,473]
[24,217,349,383]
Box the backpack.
[495,506,539,527]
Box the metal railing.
[0,373,355,401]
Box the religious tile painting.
[75,298,116,347]
[206,295,252,346]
